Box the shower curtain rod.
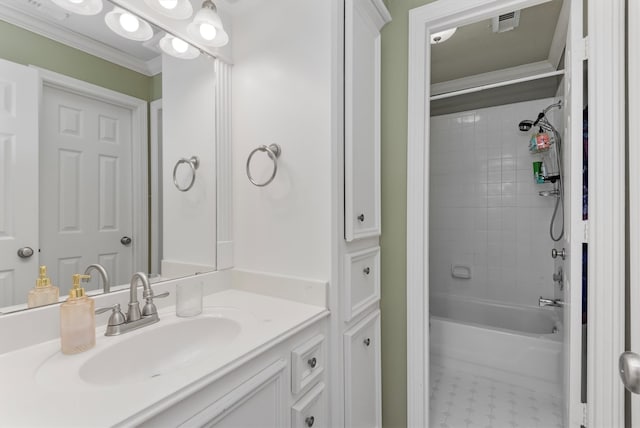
[430,69,566,101]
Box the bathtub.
[430,292,563,394]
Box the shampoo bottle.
[27,266,59,308]
[60,274,95,355]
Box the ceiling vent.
[492,10,521,33]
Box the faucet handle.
[154,291,170,299]
[95,303,126,326]
[142,292,170,317]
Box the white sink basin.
[79,317,241,385]
[36,314,242,389]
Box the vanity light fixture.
[143,0,193,20]
[186,0,229,47]
[105,7,154,41]
[159,34,201,59]
[430,28,457,44]
[51,0,103,15]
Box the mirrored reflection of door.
[40,85,133,294]
[0,58,38,307]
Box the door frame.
[34,67,149,277]
[406,0,626,426]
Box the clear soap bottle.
[60,274,95,355]
[27,266,59,308]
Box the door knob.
[17,247,34,258]
[120,236,132,246]
[619,351,640,393]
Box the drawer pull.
[357,213,365,222]
[307,357,317,369]
[305,416,315,427]
[363,267,371,275]
[363,338,371,347]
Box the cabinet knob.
[305,416,315,427]
[307,357,317,369]
[120,236,132,245]
[363,267,371,275]
[357,213,365,222]
[363,338,371,347]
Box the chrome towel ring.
[246,144,281,187]
[173,156,200,192]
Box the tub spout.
[539,297,565,307]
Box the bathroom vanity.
[0,271,328,426]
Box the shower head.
[518,120,534,132]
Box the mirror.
[0,0,228,313]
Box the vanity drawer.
[291,334,325,395]
[344,246,380,322]
[291,382,326,428]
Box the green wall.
[380,1,434,427]
[0,20,159,101]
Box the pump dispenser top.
[68,274,89,299]
[60,273,95,355]
[27,266,59,308]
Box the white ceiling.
[431,0,564,84]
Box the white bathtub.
[430,292,563,394]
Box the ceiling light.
[187,0,229,47]
[430,28,457,44]
[51,0,103,15]
[158,0,178,9]
[143,0,193,20]
[105,7,153,41]
[159,34,200,59]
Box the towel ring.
[173,156,200,192]
[246,144,281,187]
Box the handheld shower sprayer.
[517,99,565,241]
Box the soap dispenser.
[27,266,59,308]
[60,274,95,355]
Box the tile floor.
[429,362,563,428]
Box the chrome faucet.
[83,264,110,293]
[539,297,565,307]
[95,272,169,336]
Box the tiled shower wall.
[429,98,561,307]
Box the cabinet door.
[344,0,389,241]
[344,310,381,428]
[181,360,287,428]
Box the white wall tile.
[429,98,559,307]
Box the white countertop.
[0,289,328,427]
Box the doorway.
[403,0,628,426]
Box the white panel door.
[0,59,38,307]
[563,0,585,426]
[624,0,640,425]
[40,85,132,294]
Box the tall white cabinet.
[339,1,390,427]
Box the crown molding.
[0,5,160,76]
